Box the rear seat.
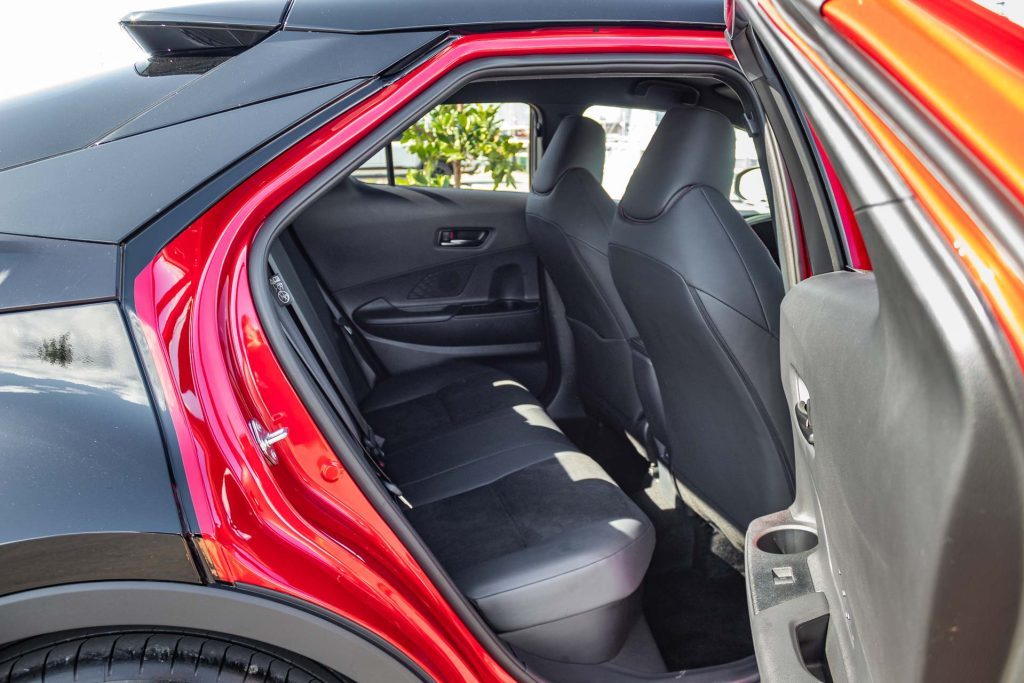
[270,230,655,664]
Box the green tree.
[400,104,525,189]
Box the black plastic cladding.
[0,582,430,682]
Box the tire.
[0,629,347,683]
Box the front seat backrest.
[526,115,645,437]
[609,107,794,531]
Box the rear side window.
[582,105,661,200]
[583,105,769,215]
[731,128,769,215]
[352,102,532,192]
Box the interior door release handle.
[438,228,488,247]
[794,399,814,445]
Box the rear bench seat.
[270,231,655,664]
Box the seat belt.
[269,271,410,508]
[317,281,384,379]
[286,226,384,379]
[268,270,386,456]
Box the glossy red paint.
[762,0,1024,364]
[133,28,732,681]
[808,124,870,270]
[823,0,1024,207]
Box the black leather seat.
[526,116,646,438]
[270,230,655,665]
[609,107,795,532]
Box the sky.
[0,1,1021,104]
[0,1,207,103]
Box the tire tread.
[0,632,334,683]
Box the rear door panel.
[744,193,1024,683]
[734,2,1024,680]
[292,179,548,390]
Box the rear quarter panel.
[0,302,198,596]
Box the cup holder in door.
[756,526,818,554]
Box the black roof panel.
[0,66,200,172]
[132,0,725,34]
[0,82,352,243]
[284,0,725,33]
[123,0,288,30]
[104,29,443,141]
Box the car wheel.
[0,630,346,683]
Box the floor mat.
[558,417,754,671]
[632,473,754,671]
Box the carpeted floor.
[559,419,754,671]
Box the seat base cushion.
[363,361,537,447]
[363,362,655,665]
[406,450,655,662]
[386,408,569,505]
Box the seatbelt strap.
[270,272,409,508]
[318,281,384,379]
[286,224,383,380]
[269,272,386,459]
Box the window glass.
[582,106,769,214]
[731,128,770,215]
[583,105,661,200]
[351,147,390,185]
[353,102,531,191]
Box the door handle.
[794,399,814,445]
[438,228,489,247]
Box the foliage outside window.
[402,104,525,189]
[352,103,531,191]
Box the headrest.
[532,115,606,194]
[619,107,735,222]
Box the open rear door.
[732,0,1024,680]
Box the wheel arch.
[0,581,428,683]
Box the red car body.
[133,4,1024,680]
[2,0,1023,681]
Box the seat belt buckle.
[384,480,413,509]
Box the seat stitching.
[493,480,531,550]
[608,244,794,485]
[526,210,631,340]
[685,282,795,484]
[383,405,553,454]
[396,439,564,487]
[365,367,505,411]
[701,186,772,330]
[690,285,779,341]
[618,185,700,223]
[609,242,774,336]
